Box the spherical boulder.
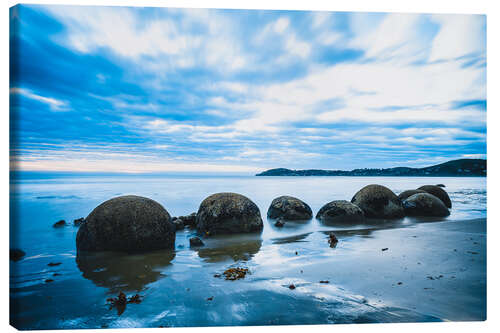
[196,193,263,235]
[398,189,427,201]
[351,184,404,219]
[76,195,175,252]
[316,200,365,224]
[267,195,312,220]
[402,193,450,217]
[418,185,452,208]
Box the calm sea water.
[10,174,486,329]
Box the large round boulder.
[418,185,452,208]
[76,195,175,252]
[398,189,427,201]
[267,196,312,220]
[351,185,404,219]
[196,193,263,235]
[402,193,450,217]
[316,200,365,224]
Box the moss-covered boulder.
[267,196,312,220]
[351,184,404,219]
[76,195,175,252]
[403,193,450,217]
[196,193,263,235]
[316,200,365,224]
[418,185,452,208]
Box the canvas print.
[9,4,486,330]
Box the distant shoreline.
[256,158,486,177]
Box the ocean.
[10,174,487,329]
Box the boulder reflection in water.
[76,249,175,293]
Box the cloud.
[10,87,69,111]
[10,5,487,172]
[429,14,486,62]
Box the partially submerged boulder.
[351,185,404,219]
[402,193,450,217]
[196,193,263,235]
[316,200,365,224]
[267,196,312,220]
[418,185,452,208]
[398,189,427,201]
[76,195,175,252]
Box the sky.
[9,4,486,174]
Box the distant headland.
[256,159,486,177]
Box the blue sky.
[9,5,486,173]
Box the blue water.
[10,174,486,329]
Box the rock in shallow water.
[403,193,450,217]
[351,184,404,219]
[418,185,452,208]
[189,237,204,247]
[53,220,67,228]
[76,195,175,252]
[316,200,365,224]
[196,192,263,235]
[267,196,312,220]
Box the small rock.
[274,218,285,227]
[319,280,329,284]
[189,237,204,247]
[10,248,25,262]
[223,267,249,280]
[397,282,402,285]
[213,274,221,278]
[47,262,61,267]
[328,233,338,248]
[53,220,67,228]
[381,248,389,251]
[288,284,296,290]
[73,218,85,226]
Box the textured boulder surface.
[196,193,263,235]
[403,193,450,217]
[267,196,313,220]
[351,184,405,219]
[418,185,452,208]
[398,189,427,201]
[76,195,175,252]
[316,200,365,224]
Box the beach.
[10,174,486,329]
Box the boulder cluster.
[74,184,452,253]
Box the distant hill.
[256,159,486,177]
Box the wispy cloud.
[9,5,486,172]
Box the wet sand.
[266,217,486,322]
[11,217,486,328]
